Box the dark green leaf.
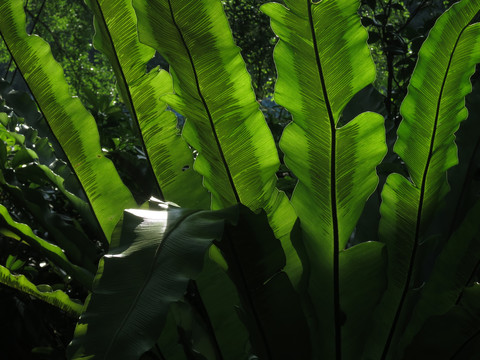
[67,204,232,360]
[403,285,480,359]
[216,206,311,360]
[400,198,480,355]
[0,265,83,317]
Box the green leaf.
[155,309,189,360]
[14,163,95,228]
[400,198,480,355]
[0,204,94,288]
[0,175,98,272]
[5,255,25,271]
[0,112,8,127]
[435,81,480,238]
[133,0,275,210]
[133,0,301,282]
[10,147,38,168]
[0,228,21,241]
[169,299,218,360]
[0,0,136,241]
[0,109,100,248]
[195,256,250,359]
[340,241,387,359]
[262,0,386,357]
[403,284,480,359]
[85,0,209,210]
[67,204,231,360]
[216,205,311,359]
[0,265,83,317]
[367,1,480,358]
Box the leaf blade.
[67,205,230,360]
[400,198,480,355]
[0,0,136,241]
[0,265,83,317]
[0,204,94,287]
[216,206,311,359]
[133,0,301,283]
[367,2,480,358]
[262,0,386,356]
[86,0,209,209]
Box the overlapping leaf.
[0,113,99,269]
[0,265,83,317]
[0,205,94,287]
[366,1,480,358]
[0,177,98,273]
[262,0,386,357]
[132,0,301,283]
[399,198,480,356]
[67,204,230,360]
[403,284,480,359]
[0,0,136,241]
[216,206,311,359]
[340,242,386,359]
[85,0,209,210]
[195,256,250,359]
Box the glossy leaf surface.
[67,204,230,360]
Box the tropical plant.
[0,0,480,359]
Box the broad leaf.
[85,0,209,209]
[0,265,83,317]
[262,0,386,357]
[427,82,480,240]
[0,0,136,241]
[132,0,301,283]
[67,204,231,360]
[340,242,387,359]
[367,1,480,358]
[399,198,480,355]
[195,256,251,360]
[155,309,189,360]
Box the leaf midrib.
[380,23,470,360]
[223,226,274,360]
[0,15,109,245]
[103,209,200,358]
[307,2,341,359]
[92,0,164,200]
[167,0,240,205]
